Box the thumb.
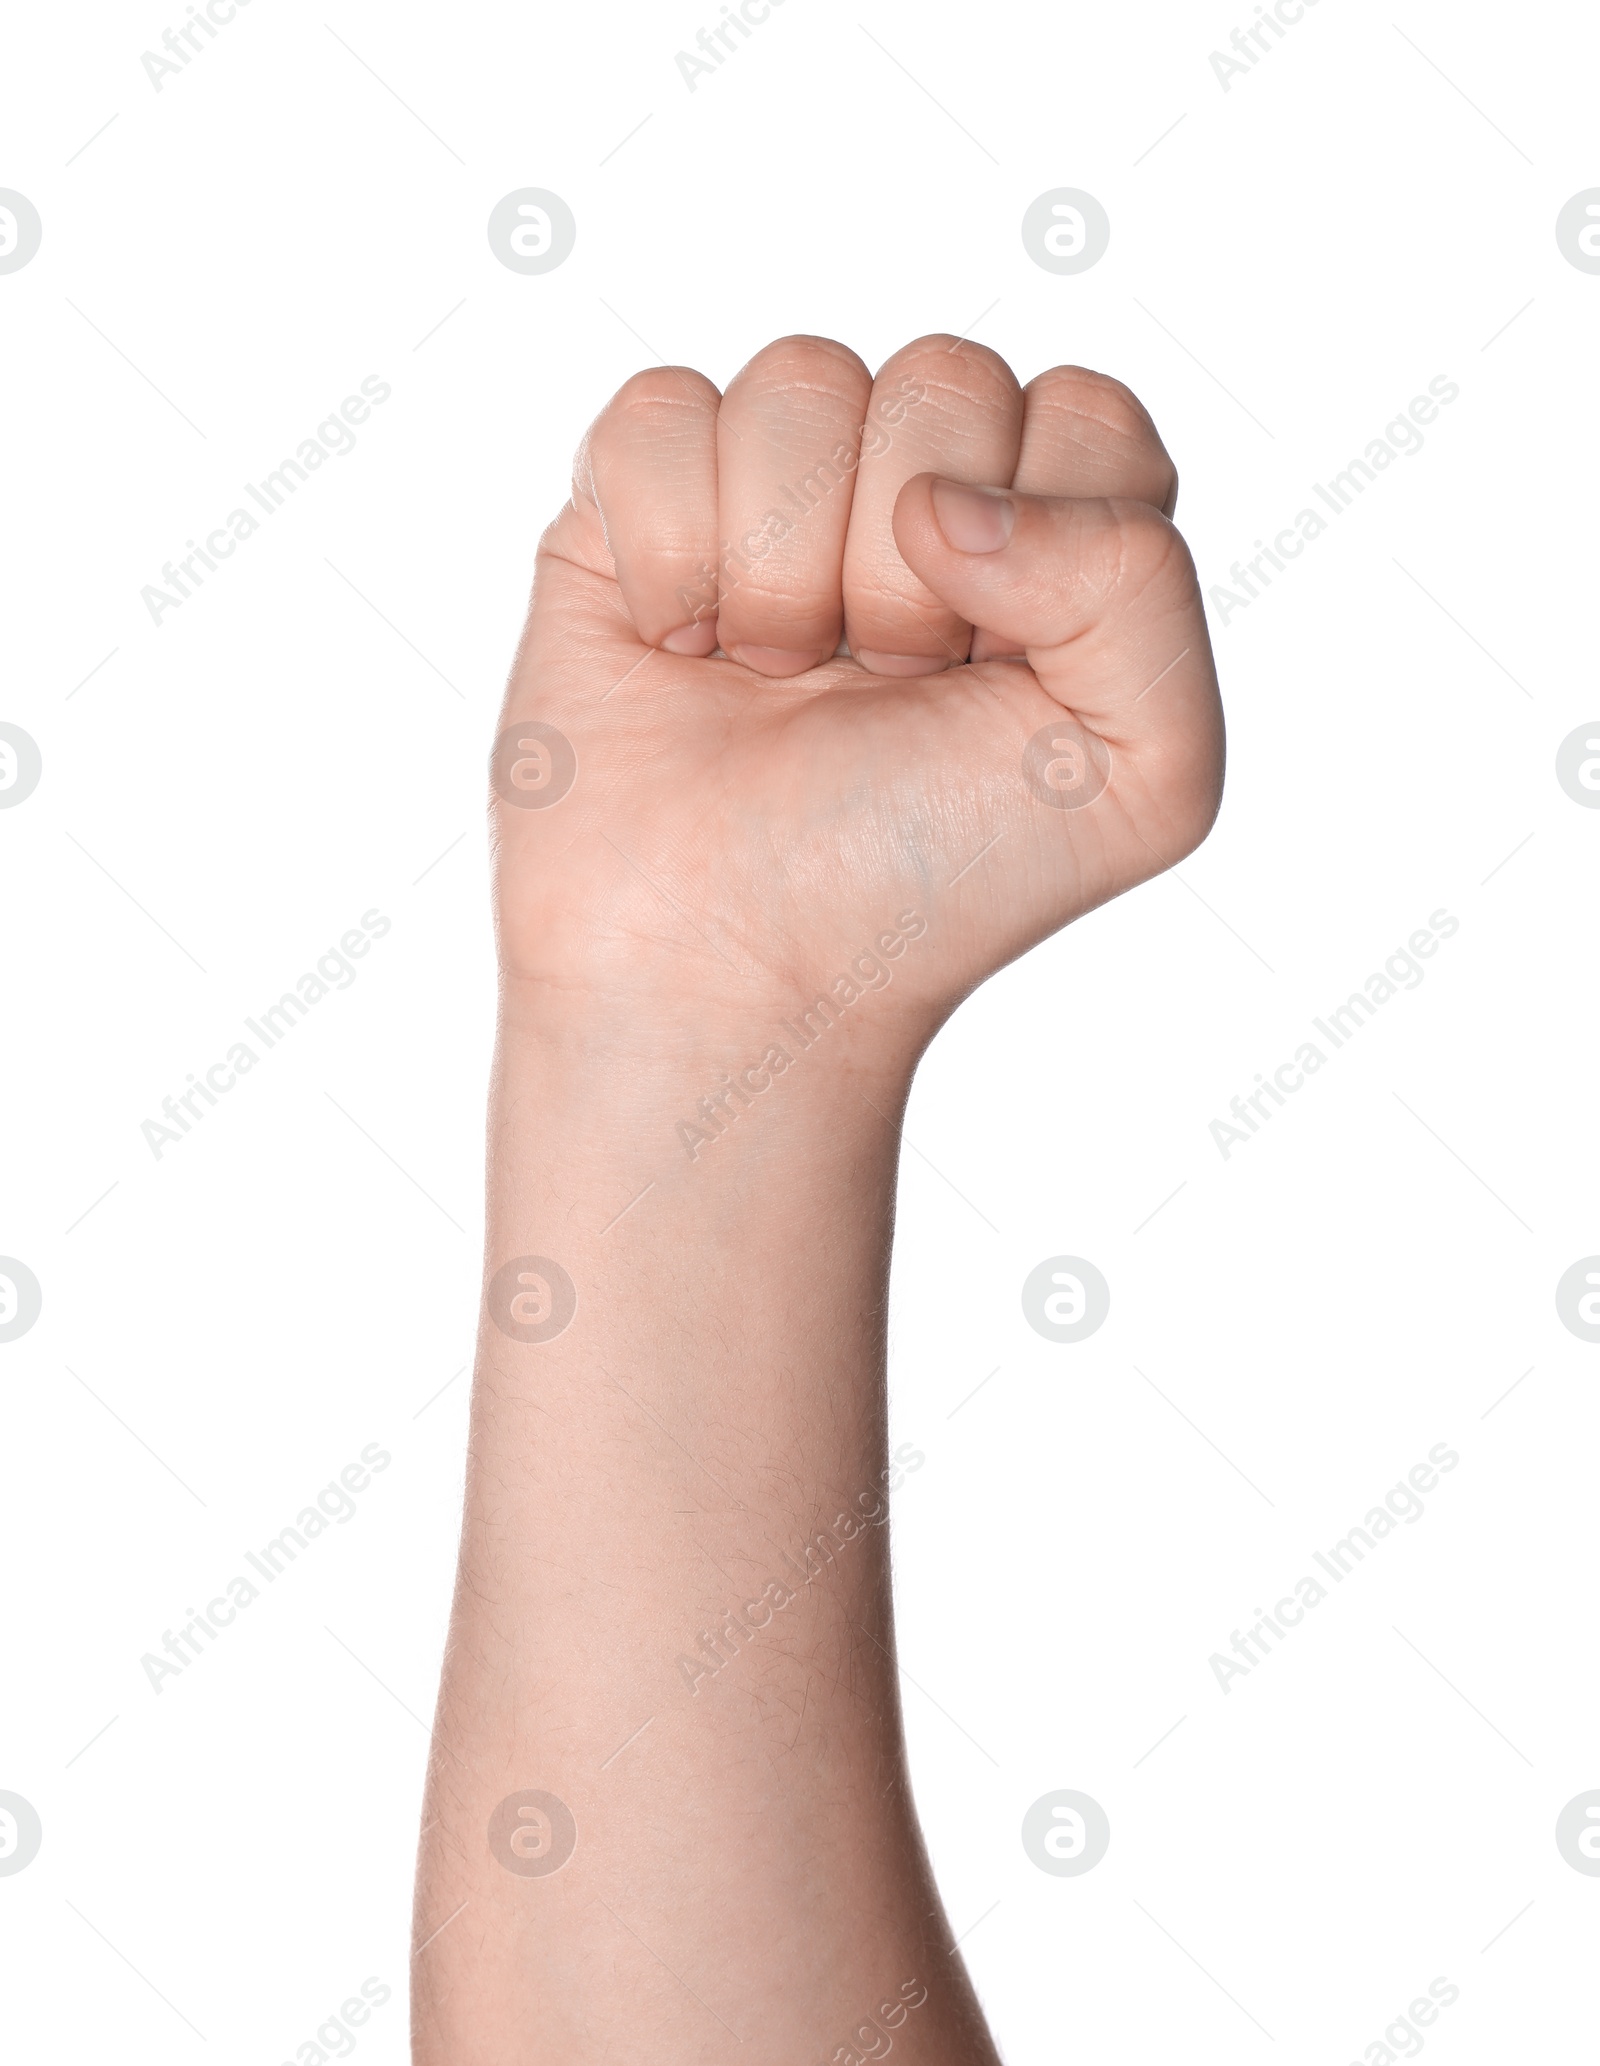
[892,474,1221,758]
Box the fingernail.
[662,619,718,655]
[728,643,822,677]
[931,480,1014,554]
[855,650,948,678]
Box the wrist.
[494,894,944,1084]
[496,969,928,1137]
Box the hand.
[494,332,1223,1053]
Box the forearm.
[414,984,996,2061]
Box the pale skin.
[412,333,1224,2061]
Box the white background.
[2,0,1597,2058]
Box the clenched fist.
[493,331,1223,1050]
[419,335,1225,2064]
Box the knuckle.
[1035,365,1153,432]
[1027,366,1176,491]
[726,335,871,406]
[595,367,721,445]
[873,335,1021,416]
[577,368,720,507]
